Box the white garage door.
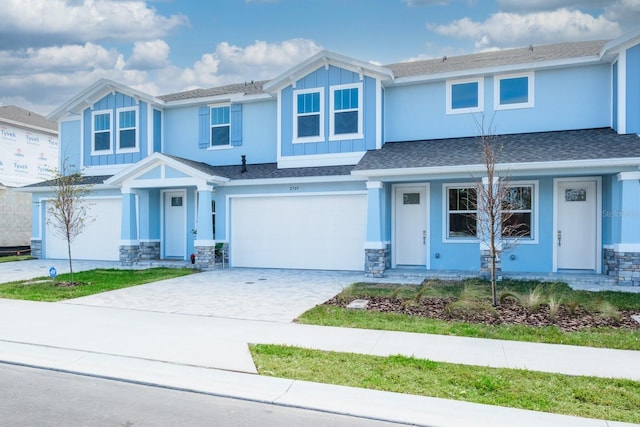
[231,194,366,270]
[45,198,122,261]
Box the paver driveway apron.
[62,268,387,322]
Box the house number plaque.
[565,188,586,202]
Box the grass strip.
[250,344,640,424]
[297,305,640,350]
[0,268,196,301]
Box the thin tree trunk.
[67,242,73,285]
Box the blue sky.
[0,0,638,116]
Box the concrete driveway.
[62,268,387,322]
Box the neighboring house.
[0,105,58,249]
[24,30,640,285]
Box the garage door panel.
[45,198,121,261]
[231,194,366,270]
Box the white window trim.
[494,71,534,110]
[293,87,324,144]
[503,180,539,245]
[209,103,231,149]
[115,106,139,154]
[91,110,112,155]
[329,82,363,141]
[446,77,484,115]
[443,183,478,243]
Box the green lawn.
[0,268,196,301]
[297,280,640,350]
[0,255,33,263]
[251,344,640,424]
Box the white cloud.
[126,40,171,70]
[156,38,323,91]
[603,0,640,28]
[428,8,621,49]
[496,0,611,11]
[0,0,188,49]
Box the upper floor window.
[293,88,324,143]
[92,110,112,153]
[210,105,230,147]
[116,107,138,153]
[446,78,483,114]
[494,72,534,110]
[330,83,362,139]
[446,185,477,240]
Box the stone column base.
[365,244,390,278]
[30,239,42,258]
[119,244,140,266]
[604,248,640,286]
[194,244,216,270]
[139,241,160,260]
[480,250,501,278]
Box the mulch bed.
[324,296,640,332]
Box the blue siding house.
[28,30,640,285]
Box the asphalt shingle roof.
[165,154,354,180]
[23,175,113,188]
[158,81,268,102]
[385,40,608,79]
[0,105,57,132]
[354,128,640,172]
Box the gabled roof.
[16,175,114,192]
[0,105,57,133]
[47,79,163,121]
[263,50,395,93]
[353,128,640,177]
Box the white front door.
[163,191,186,259]
[556,179,597,270]
[394,185,429,267]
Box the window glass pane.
[119,110,135,128]
[119,129,136,148]
[403,193,420,205]
[334,88,358,111]
[502,212,531,237]
[94,113,110,131]
[297,93,320,114]
[500,77,528,105]
[451,82,478,109]
[298,114,320,137]
[211,126,230,146]
[449,214,477,237]
[171,197,183,207]
[504,186,532,210]
[211,106,230,125]
[334,111,358,134]
[94,131,110,151]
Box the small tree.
[46,160,93,285]
[473,117,528,306]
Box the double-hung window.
[446,186,477,239]
[92,110,112,153]
[293,88,323,142]
[116,107,138,152]
[446,78,483,114]
[330,83,362,139]
[210,105,230,147]
[502,184,535,240]
[494,72,534,110]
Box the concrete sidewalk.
[1,298,639,427]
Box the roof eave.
[163,92,273,108]
[47,79,165,121]
[352,157,640,179]
[389,56,603,87]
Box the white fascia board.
[48,79,165,121]
[601,30,640,60]
[222,174,364,187]
[352,157,640,179]
[0,118,57,136]
[163,93,273,108]
[277,151,366,169]
[388,56,602,87]
[14,183,117,193]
